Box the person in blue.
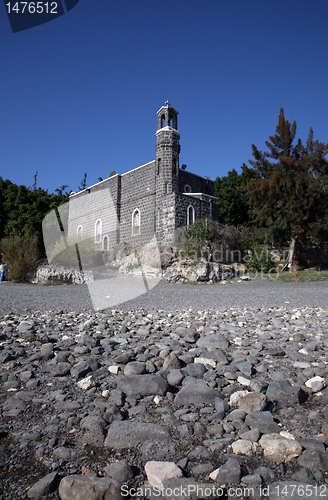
[0,260,5,282]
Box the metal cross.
[165,100,170,106]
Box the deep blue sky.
[1,0,328,194]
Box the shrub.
[0,232,40,281]
[243,246,275,273]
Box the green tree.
[0,176,69,256]
[214,164,257,226]
[241,107,328,270]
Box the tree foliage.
[240,107,328,268]
[0,177,69,256]
[214,164,257,226]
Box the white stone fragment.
[293,361,311,369]
[77,375,94,390]
[229,390,250,406]
[279,431,296,440]
[209,468,220,481]
[194,357,216,368]
[153,395,162,404]
[237,376,251,386]
[232,439,256,456]
[305,376,325,392]
[298,348,308,355]
[145,461,183,488]
[108,366,119,374]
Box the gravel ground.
[0,279,327,314]
[1,279,328,500]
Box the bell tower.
[155,102,180,195]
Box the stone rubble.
[0,305,328,498]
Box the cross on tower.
[165,100,170,106]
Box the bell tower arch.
[155,102,180,195]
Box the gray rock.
[235,361,253,377]
[181,363,206,378]
[116,374,169,396]
[103,459,135,482]
[253,466,277,483]
[53,446,77,460]
[167,369,184,386]
[59,474,122,500]
[245,411,280,433]
[162,353,182,372]
[298,449,328,471]
[27,472,59,498]
[140,440,181,462]
[104,421,171,448]
[297,437,326,452]
[70,360,91,379]
[215,457,241,485]
[48,362,71,377]
[196,334,229,351]
[266,380,308,404]
[175,385,223,406]
[124,361,146,375]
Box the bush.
[0,233,40,281]
[243,246,275,273]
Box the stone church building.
[68,103,218,251]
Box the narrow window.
[173,158,177,175]
[132,209,140,235]
[187,205,195,226]
[77,225,83,239]
[161,114,165,128]
[103,236,108,251]
[165,183,169,195]
[157,158,161,175]
[95,219,102,242]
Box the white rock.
[77,375,94,390]
[209,468,220,481]
[305,376,325,392]
[259,434,303,463]
[194,357,216,368]
[145,461,183,488]
[231,439,256,456]
[293,361,311,369]
[279,431,295,440]
[108,366,119,374]
[229,390,250,406]
[237,376,251,386]
[153,395,162,404]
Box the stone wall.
[179,170,214,195]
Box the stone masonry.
[68,103,218,251]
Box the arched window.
[95,219,102,242]
[132,209,140,235]
[187,205,195,226]
[103,236,108,251]
[184,184,191,193]
[77,225,83,239]
[161,114,165,128]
